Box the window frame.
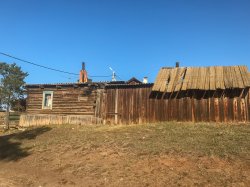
[42,91,54,109]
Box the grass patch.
[94,122,250,158]
[23,122,249,159]
[0,122,249,186]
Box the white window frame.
[42,91,53,109]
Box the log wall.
[26,87,98,115]
[102,86,250,124]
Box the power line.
[0,52,113,78]
[116,74,123,80]
[89,75,112,78]
[0,52,78,75]
[71,74,112,78]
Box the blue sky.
[0,0,249,84]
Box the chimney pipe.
[79,62,88,83]
[82,62,85,70]
[176,62,180,67]
[143,77,148,84]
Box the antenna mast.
[109,67,116,81]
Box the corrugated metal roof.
[152,65,250,92]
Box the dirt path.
[1,150,249,187]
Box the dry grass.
[0,122,249,186]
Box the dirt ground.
[0,122,249,187]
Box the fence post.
[115,88,119,124]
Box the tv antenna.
[109,67,116,81]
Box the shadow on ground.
[0,127,51,161]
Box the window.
[42,91,53,109]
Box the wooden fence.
[0,112,4,126]
[101,86,250,124]
[0,112,20,127]
[19,114,103,127]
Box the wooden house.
[21,65,250,126]
[20,82,106,126]
[126,77,142,85]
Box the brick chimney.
[79,62,88,83]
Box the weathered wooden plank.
[223,66,230,89]
[187,68,193,90]
[223,96,228,122]
[210,96,215,122]
[191,91,195,122]
[230,67,237,88]
[192,68,200,89]
[152,70,161,91]
[215,66,225,89]
[213,92,222,122]
[187,93,192,121]
[196,68,202,89]
[182,96,187,121]
[200,94,205,121]
[182,68,190,91]
[234,66,244,89]
[199,67,206,90]
[238,66,250,87]
[233,97,238,121]
[189,68,195,90]
[160,69,171,92]
[152,68,164,91]
[204,68,210,90]
[166,68,178,93]
[174,68,186,92]
[194,96,200,122]
[248,89,250,122]
[209,67,216,90]
[195,67,201,89]
[240,98,246,122]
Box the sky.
[0,0,250,84]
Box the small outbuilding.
[103,65,250,124]
[151,65,250,122]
